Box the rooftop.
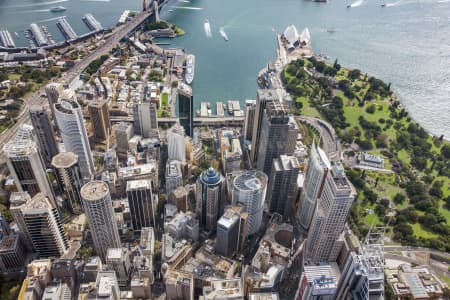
[80,181,109,201]
[126,179,152,191]
[51,152,78,168]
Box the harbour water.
[0,0,449,137]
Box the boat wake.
[204,20,212,37]
[219,27,228,41]
[4,0,68,8]
[349,0,365,7]
[173,6,203,10]
[19,9,51,13]
[36,16,65,23]
[178,0,190,2]
[437,0,450,3]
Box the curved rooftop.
[233,171,267,192]
[55,99,79,115]
[200,167,222,186]
[51,152,78,168]
[80,181,109,201]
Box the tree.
[441,144,450,159]
[429,180,443,198]
[365,104,376,114]
[393,193,406,205]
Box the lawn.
[161,92,168,107]
[410,223,439,239]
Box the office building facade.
[166,160,183,196]
[29,105,59,167]
[256,101,297,175]
[126,180,155,232]
[298,144,330,230]
[196,168,225,232]
[4,136,54,201]
[20,193,68,258]
[88,100,111,141]
[134,101,158,138]
[51,152,83,214]
[216,208,241,258]
[231,170,268,235]
[266,155,300,217]
[243,99,256,141]
[305,163,356,263]
[167,123,186,163]
[250,89,279,165]
[178,83,193,137]
[113,122,133,155]
[55,99,95,180]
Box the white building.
[232,170,268,235]
[55,99,95,180]
[167,124,186,163]
[81,181,121,262]
[166,160,183,196]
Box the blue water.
[1,0,449,137]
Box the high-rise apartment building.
[55,99,95,180]
[113,122,133,155]
[231,170,267,235]
[167,123,186,163]
[178,83,193,137]
[298,144,330,230]
[196,167,225,232]
[88,100,110,141]
[51,152,83,214]
[243,99,256,141]
[166,160,183,196]
[81,181,121,262]
[304,162,356,263]
[19,193,68,258]
[250,89,279,165]
[4,132,54,201]
[126,180,155,232]
[29,105,58,167]
[106,248,132,287]
[266,155,300,217]
[133,101,157,138]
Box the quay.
[57,17,78,41]
[83,13,103,32]
[0,30,15,48]
[30,23,49,47]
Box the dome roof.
[200,167,222,185]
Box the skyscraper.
[19,193,68,258]
[298,144,330,230]
[29,105,58,167]
[231,170,267,235]
[4,131,54,201]
[216,207,241,258]
[51,152,83,214]
[45,83,64,122]
[126,180,155,232]
[9,192,34,250]
[196,168,225,232]
[167,123,186,163]
[88,100,110,141]
[133,101,158,138]
[243,99,256,141]
[178,83,193,137]
[166,160,183,196]
[55,99,95,180]
[81,181,121,262]
[304,162,356,263]
[250,89,279,165]
[113,122,133,155]
[255,101,297,175]
[266,155,300,217]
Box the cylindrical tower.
[52,152,83,214]
[232,170,268,235]
[195,167,224,233]
[81,181,121,262]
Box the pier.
[0,30,15,48]
[57,17,78,41]
[30,23,49,47]
[118,10,130,24]
[83,13,103,32]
